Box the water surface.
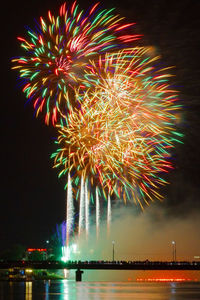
[0,280,200,300]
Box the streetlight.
[45,240,49,260]
[112,241,115,261]
[172,241,176,261]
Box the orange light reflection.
[136,278,198,282]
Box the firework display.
[52,48,182,208]
[12,1,139,125]
[12,2,182,254]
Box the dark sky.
[1,0,200,251]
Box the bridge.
[0,260,200,281]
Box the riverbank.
[0,269,65,281]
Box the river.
[0,280,200,300]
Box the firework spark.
[12,2,140,125]
[52,47,182,208]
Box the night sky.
[1,0,200,252]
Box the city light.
[27,248,47,252]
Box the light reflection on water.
[25,281,32,300]
[0,280,200,300]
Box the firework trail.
[53,221,66,248]
[61,221,66,247]
[96,187,100,239]
[66,173,74,250]
[85,179,90,239]
[107,194,111,236]
[12,2,140,125]
[78,175,85,236]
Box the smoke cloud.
[71,203,200,281]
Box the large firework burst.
[52,48,182,208]
[12,2,140,125]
